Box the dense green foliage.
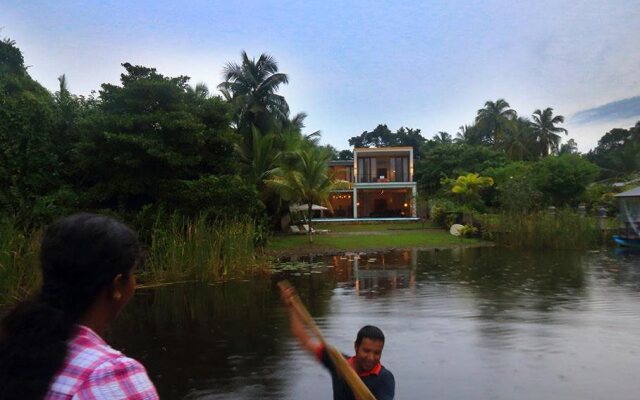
[348,124,427,158]
[0,39,67,226]
[416,143,506,194]
[586,121,640,179]
[76,64,244,214]
[1,39,346,291]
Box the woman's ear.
[111,273,134,303]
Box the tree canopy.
[348,124,427,157]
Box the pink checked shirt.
[46,325,159,399]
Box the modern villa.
[324,146,418,220]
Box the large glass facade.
[329,165,353,183]
[356,188,413,218]
[357,157,409,182]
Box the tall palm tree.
[267,148,342,243]
[218,51,290,135]
[531,107,568,157]
[500,117,537,161]
[433,131,452,144]
[454,125,470,143]
[475,99,517,146]
[559,138,578,155]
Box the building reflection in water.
[329,249,417,293]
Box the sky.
[2,0,640,152]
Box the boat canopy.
[615,186,640,238]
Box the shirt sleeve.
[316,344,334,372]
[376,369,396,400]
[73,356,159,400]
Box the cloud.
[572,96,640,124]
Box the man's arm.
[281,287,321,357]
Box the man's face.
[354,338,384,372]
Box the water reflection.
[106,247,640,400]
[329,250,417,293]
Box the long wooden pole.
[278,280,377,400]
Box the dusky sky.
[2,0,639,151]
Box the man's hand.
[280,285,296,307]
[279,283,319,357]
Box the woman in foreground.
[0,213,158,399]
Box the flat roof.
[615,186,640,198]
[329,160,353,165]
[354,146,413,151]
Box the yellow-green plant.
[459,224,478,238]
[446,173,494,211]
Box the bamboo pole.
[278,280,377,400]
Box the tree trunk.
[307,202,313,243]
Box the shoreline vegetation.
[479,210,611,250]
[1,213,617,307]
[0,217,265,307]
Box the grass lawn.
[313,221,440,232]
[267,224,480,253]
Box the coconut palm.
[433,131,453,144]
[559,138,578,155]
[218,51,290,135]
[454,124,487,145]
[475,99,517,146]
[267,147,342,243]
[500,117,538,161]
[531,107,568,157]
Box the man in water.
[282,289,395,400]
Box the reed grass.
[481,210,600,249]
[142,215,262,283]
[0,219,41,306]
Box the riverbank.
[265,222,489,256]
[0,219,488,306]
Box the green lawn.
[267,228,479,253]
[312,221,439,232]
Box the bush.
[534,154,599,206]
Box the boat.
[612,235,640,249]
[613,187,640,248]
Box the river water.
[108,247,640,399]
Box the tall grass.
[0,219,41,306]
[481,210,601,250]
[143,215,262,283]
[0,215,263,305]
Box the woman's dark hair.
[0,213,141,399]
[355,325,385,347]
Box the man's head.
[353,325,385,372]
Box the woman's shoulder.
[82,355,157,395]
[47,326,158,399]
[67,325,123,360]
